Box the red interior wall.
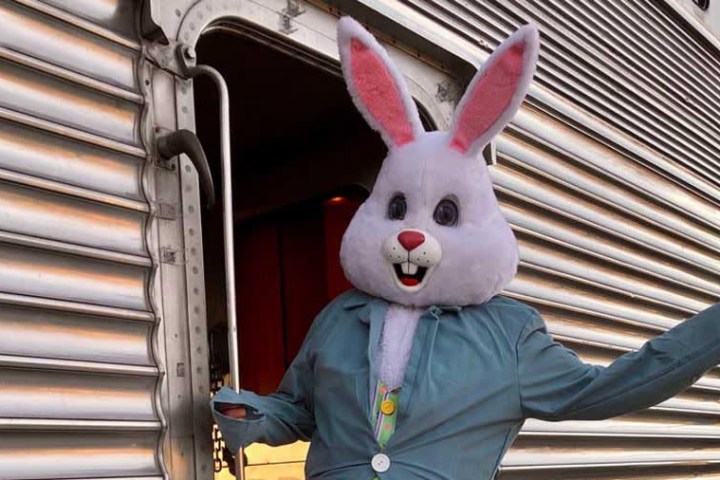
[236,222,286,395]
[280,208,327,363]
[323,197,360,299]
[236,196,363,394]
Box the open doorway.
[193,25,433,479]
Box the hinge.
[157,202,178,220]
[146,39,193,77]
[161,247,184,264]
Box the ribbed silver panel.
[0,181,147,254]
[403,0,720,188]
[0,368,157,419]
[505,436,720,468]
[0,0,137,89]
[0,305,152,365]
[0,432,160,479]
[37,0,137,40]
[0,243,148,309]
[0,1,164,479]
[0,119,143,200]
[0,59,140,143]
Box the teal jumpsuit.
[212,290,720,479]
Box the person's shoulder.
[465,295,541,338]
[311,289,370,328]
[475,295,536,319]
[335,288,372,308]
[318,289,371,316]
[485,295,534,312]
[302,289,373,348]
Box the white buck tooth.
[408,263,419,275]
[401,262,411,274]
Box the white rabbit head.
[337,17,539,307]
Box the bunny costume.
[212,17,720,479]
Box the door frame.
[151,0,460,477]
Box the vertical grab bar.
[182,55,245,479]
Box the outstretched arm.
[210,296,344,451]
[518,303,720,421]
[211,355,315,451]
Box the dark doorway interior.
[194,28,384,393]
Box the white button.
[371,453,391,473]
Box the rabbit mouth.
[392,262,428,288]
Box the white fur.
[337,19,538,307]
[377,304,422,390]
[336,17,424,148]
[340,133,519,306]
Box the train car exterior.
[0,0,719,479]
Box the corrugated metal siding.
[404,0,720,188]
[494,113,720,477]
[35,0,138,42]
[398,0,720,477]
[0,1,165,479]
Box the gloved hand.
[216,402,247,419]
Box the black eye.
[434,199,459,226]
[387,194,407,220]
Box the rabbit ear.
[338,17,424,149]
[449,25,539,156]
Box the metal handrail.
[182,54,245,479]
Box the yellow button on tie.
[381,399,396,415]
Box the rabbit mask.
[338,17,539,307]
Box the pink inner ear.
[450,43,526,153]
[350,38,414,146]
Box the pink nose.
[398,231,425,251]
